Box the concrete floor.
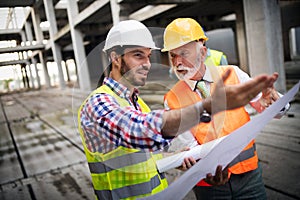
[0,81,299,200]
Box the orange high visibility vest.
[164,65,258,186]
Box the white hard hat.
[103,20,159,52]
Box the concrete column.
[43,0,66,89]
[31,7,50,88]
[243,0,286,92]
[20,30,33,89]
[110,0,129,23]
[21,64,30,88]
[66,0,91,91]
[26,62,34,89]
[31,58,41,89]
[235,10,248,73]
[24,21,36,89]
[25,20,41,88]
[110,0,120,25]
[24,22,33,44]
[289,27,300,60]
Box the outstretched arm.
[161,68,278,137]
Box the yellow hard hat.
[161,18,208,52]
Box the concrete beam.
[0,0,35,7]
[53,24,70,42]
[120,0,197,4]
[51,0,108,42]
[0,29,21,35]
[74,0,109,27]
[29,50,40,58]
[0,44,45,54]
[20,8,32,30]
[129,4,177,21]
[0,60,28,67]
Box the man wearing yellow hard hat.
[163,18,290,199]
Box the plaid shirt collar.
[103,77,140,99]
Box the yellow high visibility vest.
[78,85,168,200]
[205,49,227,67]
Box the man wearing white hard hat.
[78,20,279,199]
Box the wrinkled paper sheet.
[157,135,227,173]
[140,81,300,200]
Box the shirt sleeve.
[80,93,169,153]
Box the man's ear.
[201,46,207,60]
[110,51,120,66]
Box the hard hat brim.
[161,36,208,52]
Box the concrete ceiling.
[0,0,36,7]
[0,0,299,61]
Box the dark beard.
[119,57,146,87]
[120,58,130,76]
[119,57,136,86]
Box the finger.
[266,74,278,88]
[239,75,272,100]
[263,87,272,96]
[271,89,280,100]
[189,157,197,165]
[221,68,232,83]
[215,69,233,90]
[186,163,191,169]
[240,75,269,94]
[214,165,222,176]
[188,157,195,168]
[184,158,191,169]
[272,72,279,81]
[205,173,213,183]
[216,69,232,89]
[213,165,223,183]
[181,160,187,170]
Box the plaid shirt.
[79,77,170,154]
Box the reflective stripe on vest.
[88,150,151,173]
[164,65,258,182]
[228,143,256,167]
[95,173,166,200]
[78,84,167,199]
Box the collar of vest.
[103,77,139,100]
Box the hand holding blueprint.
[156,136,227,173]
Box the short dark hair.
[105,45,143,57]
